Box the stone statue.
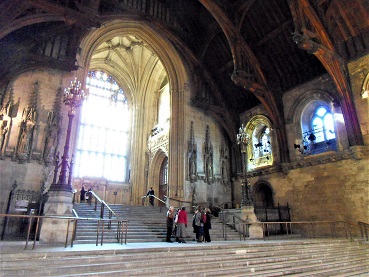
[0,120,8,154]
[16,106,37,162]
[43,127,57,165]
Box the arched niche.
[252,180,275,208]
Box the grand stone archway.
[76,20,188,205]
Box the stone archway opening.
[253,182,274,208]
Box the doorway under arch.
[253,182,274,208]
[158,157,168,207]
[149,148,168,207]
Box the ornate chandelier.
[236,124,251,153]
[50,78,88,192]
[236,124,253,207]
[63,78,88,113]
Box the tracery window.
[251,126,272,167]
[310,107,335,143]
[301,104,336,154]
[74,71,129,182]
[245,115,273,171]
[160,157,168,186]
[253,127,271,160]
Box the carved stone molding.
[248,146,369,176]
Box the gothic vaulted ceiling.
[0,0,368,118]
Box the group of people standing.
[166,205,212,243]
[193,206,212,243]
[80,187,92,204]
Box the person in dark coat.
[146,187,155,206]
[80,187,86,202]
[204,208,212,242]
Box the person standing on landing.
[166,206,174,243]
[80,187,86,203]
[204,208,212,242]
[146,187,155,206]
[176,206,188,243]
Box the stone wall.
[248,154,368,224]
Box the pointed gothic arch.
[74,20,188,204]
[148,148,168,206]
[253,181,275,208]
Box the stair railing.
[87,190,121,229]
[141,194,166,205]
[219,210,250,241]
[71,208,79,241]
[0,213,128,250]
[235,220,364,241]
[164,197,192,210]
[80,190,124,241]
[358,221,369,241]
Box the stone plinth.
[241,205,264,239]
[39,189,74,244]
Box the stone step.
[1,241,365,267]
[72,204,239,244]
[2,241,368,276]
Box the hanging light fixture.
[236,124,253,207]
[50,78,88,192]
[236,124,251,154]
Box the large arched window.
[244,115,273,170]
[253,126,271,162]
[74,71,129,182]
[310,107,335,143]
[301,103,336,154]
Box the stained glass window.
[252,126,271,165]
[74,71,129,182]
[311,107,335,143]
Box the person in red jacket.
[175,206,188,243]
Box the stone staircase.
[1,239,368,276]
[73,203,240,244]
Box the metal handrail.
[217,201,232,209]
[165,197,192,209]
[217,209,365,242]
[358,221,369,241]
[88,190,121,221]
[0,213,128,250]
[220,210,249,240]
[141,194,166,205]
[71,209,79,241]
[236,220,364,241]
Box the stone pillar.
[39,189,74,244]
[241,205,264,239]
